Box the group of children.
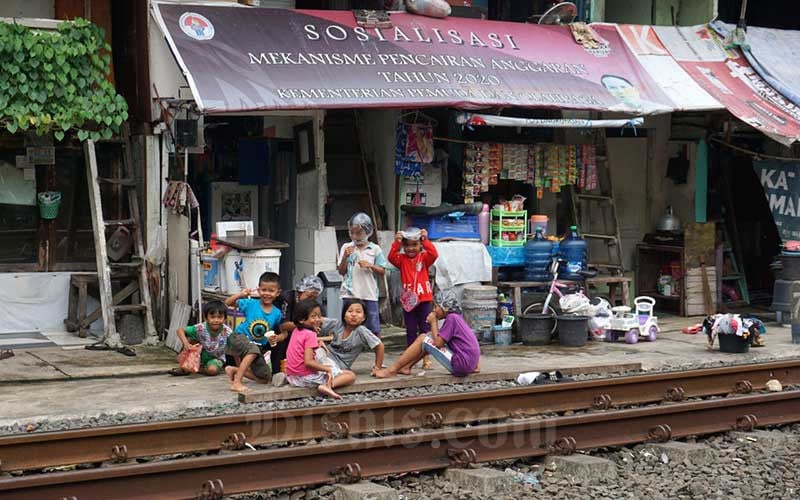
[174,212,480,398]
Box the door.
[270,140,296,291]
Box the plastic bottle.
[478,203,490,245]
[559,225,587,281]
[524,227,553,281]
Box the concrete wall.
[0,1,54,18]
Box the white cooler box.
[222,249,282,293]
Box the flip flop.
[85,342,111,351]
[169,368,190,376]
[551,371,574,383]
[532,373,552,385]
[0,350,14,361]
[115,346,136,357]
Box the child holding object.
[285,299,356,399]
[388,227,438,370]
[320,299,384,374]
[374,290,480,378]
[171,300,231,376]
[337,212,387,335]
[223,272,284,392]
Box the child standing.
[172,300,231,376]
[285,299,356,399]
[224,272,283,392]
[388,227,438,369]
[337,212,387,335]
[321,299,384,374]
[375,290,480,378]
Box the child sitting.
[320,299,384,373]
[224,272,283,392]
[285,299,356,399]
[172,300,231,376]
[388,227,438,369]
[374,290,480,378]
[337,212,387,335]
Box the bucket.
[480,326,494,343]
[463,284,498,301]
[519,314,555,346]
[493,326,513,346]
[556,315,588,347]
[223,249,282,293]
[37,191,62,220]
[719,334,750,353]
[463,299,498,335]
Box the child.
[285,299,356,399]
[320,299,384,373]
[224,272,283,392]
[337,212,387,335]
[171,300,231,376]
[388,227,438,369]
[271,275,325,376]
[374,290,480,378]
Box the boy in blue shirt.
[224,272,284,392]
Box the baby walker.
[607,296,658,344]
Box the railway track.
[0,360,799,499]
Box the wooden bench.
[496,276,631,317]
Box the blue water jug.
[559,226,587,281]
[524,227,553,282]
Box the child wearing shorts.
[285,299,356,399]
[173,300,231,376]
[374,289,480,378]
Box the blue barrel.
[524,227,553,282]
[559,226,587,281]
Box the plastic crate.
[491,238,526,247]
[411,214,480,240]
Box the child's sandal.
[168,368,190,376]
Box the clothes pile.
[701,313,766,348]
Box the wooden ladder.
[84,130,157,348]
[570,130,625,276]
[720,218,750,306]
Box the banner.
[152,4,673,114]
[754,159,800,241]
[655,25,800,145]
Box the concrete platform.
[0,316,798,427]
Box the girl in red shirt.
[388,228,438,372]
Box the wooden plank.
[684,222,716,269]
[165,300,191,353]
[239,362,643,404]
[84,140,121,348]
[685,266,718,316]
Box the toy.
[606,296,658,344]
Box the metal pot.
[656,206,682,233]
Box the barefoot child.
[273,275,325,376]
[172,300,231,376]
[320,299,384,374]
[285,299,356,399]
[223,272,283,392]
[375,290,480,378]
[388,227,438,369]
[337,212,387,335]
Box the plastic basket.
[37,191,62,220]
[411,214,479,240]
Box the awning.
[615,24,723,112]
[151,3,673,114]
[654,24,800,145]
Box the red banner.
[152,4,672,114]
[654,25,800,145]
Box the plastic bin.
[493,326,513,346]
[556,315,588,347]
[719,334,750,353]
[223,249,282,293]
[519,314,555,345]
[411,214,480,240]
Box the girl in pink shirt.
[285,299,356,399]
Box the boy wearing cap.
[337,212,388,335]
[388,228,438,371]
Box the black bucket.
[780,254,800,280]
[556,315,589,347]
[519,314,555,346]
[719,334,750,353]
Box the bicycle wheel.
[522,302,559,336]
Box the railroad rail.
[0,360,798,474]
[0,390,798,499]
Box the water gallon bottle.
[559,226,587,281]
[524,227,553,281]
[478,203,490,245]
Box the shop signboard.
[152,4,672,115]
[754,159,800,242]
[655,25,800,145]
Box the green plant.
[0,18,128,142]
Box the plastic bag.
[559,294,591,315]
[177,343,202,373]
[400,289,420,312]
[145,225,166,266]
